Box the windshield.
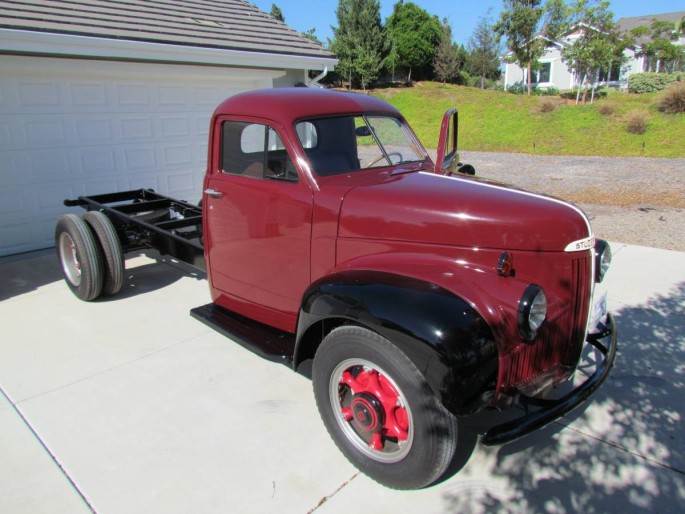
[295,115,426,176]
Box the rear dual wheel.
[55,212,124,301]
[313,326,458,490]
[83,211,124,296]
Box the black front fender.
[296,271,498,415]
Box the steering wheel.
[366,152,403,168]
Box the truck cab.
[200,88,616,489]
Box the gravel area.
[460,151,685,252]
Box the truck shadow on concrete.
[0,249,204,302]
[0,249,64,302]
[439,282,685,512]
[103,251,206,302]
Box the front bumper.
[480,313,617,446]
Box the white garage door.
[0,56,281,256]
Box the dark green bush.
[560,87,608,100]
[628,73,685,94]
[506,83,527,95]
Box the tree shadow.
[441,282,685,512]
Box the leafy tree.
[467,14,501,89]
[631,20,685,73]
[561,0,625,103]
[269,4,284,22]
[495,0,545,95]
[496,0,567,94]
[433,19,461,85]
[543,0,570,41]
[330,0,388,89]
[387,1,442,82]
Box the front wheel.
[312,325,458,489]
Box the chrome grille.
[505,253,592,389]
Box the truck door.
[204,118,313,332]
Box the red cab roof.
[213,87,401,124]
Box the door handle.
[204,188,223,198]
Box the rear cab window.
[220,121,298,182]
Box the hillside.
[370,82,685,158]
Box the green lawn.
[371,82,685,158]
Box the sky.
[251,0,685,46]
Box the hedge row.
[628,72,685,94]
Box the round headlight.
[595,239,612,283]
[518,285,547,342]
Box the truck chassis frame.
[65,188,205,272]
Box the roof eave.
[0,29,338,70]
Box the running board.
[190,303,295,366]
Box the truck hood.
[338,171,591,252]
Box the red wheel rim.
[329,358,413,463]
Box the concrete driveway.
[1,243,684,513]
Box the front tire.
[313,325,458,489]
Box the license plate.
[588,289,608,333]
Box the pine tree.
[433,19,460,85]
[269,4,284,22]
[330,0,388,89]
[468,15,501,89]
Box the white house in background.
[502,10,685,91]
[0,0,337,256]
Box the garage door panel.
[0,56,277,256]
[0,221,36,256]
[0,187,33,218]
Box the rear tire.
[313,325,458,489]
[55,214,104,301]
[84,211,124,296]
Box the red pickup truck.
[56,87,616,490]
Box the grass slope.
[371,82,685,158]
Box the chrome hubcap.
[59,232,81,286]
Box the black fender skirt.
[297,270,499,416]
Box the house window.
[598,62,621,83]
[536,62,551,83]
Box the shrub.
[597,103,616,116]
[629,72,685,94]
[539,99,557,112]
[560,87,608,101]
[625,110,649,134]
[658,83,685,114]
[593,87,609,99]
[506,84,526,95]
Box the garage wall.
[0,56,282,256]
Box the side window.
[220,121,298,181]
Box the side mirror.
[457,163,476,176]
[355,126,373,137]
